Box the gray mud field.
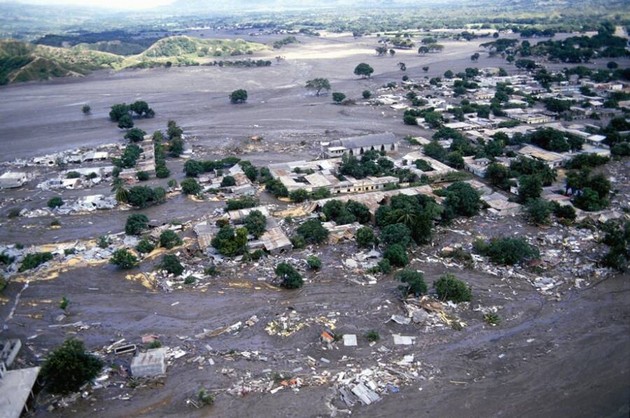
[0,33,629,418]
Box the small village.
[1,28,629,418]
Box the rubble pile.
[265,310,338,337]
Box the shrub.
[125,214,150,236]
[307,255,322,270]
[66,171,81,179]
[50,219,61,227]
[484,312,501,326]
[204,265,219,276]
[0,252,15,265]
[159,230,182,249]
[160,254,184,276]
[136,171,150,181]
[275,262,303,289]
[59,296,69,310]
[220,175,236,187]
[64,248,76,256]
[47,196,64,209]
[40,339,103,394]
[19,252,53,272]
[381,223,412,248]
[525,198,554,226]
[197,388,215,406]
[289,188,310,203]
[136,239,155,254]
[184,276,196,285]
[156,164,170,178]
[110,249,138,269]
[97,235,110,249]
[396,269,427,296]
[365,330,380,342]
[434,273,471,303]
[291,235,306,249]
[377,259,392,274]
[553,203,576,221]
[226,196,259,211]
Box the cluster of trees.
[292,219,329,248]
[112,143,142,169]
[601,220,630,272]
[272,36,298,49]
[288,187,331,203]
[184,156,241,177]
[567,170,611,211]
[19,252,53,272]
[527,128,583,153]
[212,225,249,257]
[322,199,371,225]
[109,101,155,129]
[275,262,303,289]
[338,150,416,183]
[474,237,539,265]
[205,59,272,68]
[115,185,166,208]
[40,339,103,394]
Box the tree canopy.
[305,78,331,96]
[229,89,248,104]
[354,63,374,78]
[40,339,103,394]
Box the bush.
[383,244,408,267]
[226,196,259,211]
[184,276,196,285]
[125,214,149,236]
[220,175,236,187]
[553,203,576,221]
[159,230,182,249]
[136,171,150,181]
[396,269,427,296]
[136,238,155,254]
[19,252,53,272]
[307,255,322,270]
[181,178,202,195]
[66,171,81,179]
[156,164,170,178]
[40,339,103,394]
[275,262,303,289]
[525,198,554,225]
[230,89,248,104]
[381,223,412,248]
[332,92,346,103]
[97,235,110,249]
[296,219,329,245]
[434,273,471,303]
[110,249,138,269]
[377,259,392,274]
[291,235,306,249]
[47,196,64,209]
[204,265,219,276]
[365,330,380,342]
[160,254,184,276]
[197,388,215,406]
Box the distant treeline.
[130,58,272,69]
[34,30,166,55]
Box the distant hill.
[0,36,268,85]
[0,39,122,85]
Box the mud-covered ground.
[0,31,629,418]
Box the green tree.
[221,175,236,187]
[124,128,146,143]
[434,273,471,303]
[443,181,481,218]
[40,339,103,394]
[125,214,149,235]
[396,269,427,296]
[110,249,138,269]
[307,255,322,270]
[159,230,182,249]
[109,103,130,122]
[19,252,53,272]
[289,188,310,203]
[525,198,554,225]
[265,178,289,197]
[296,219,329,244]
[127,186,155,208]
[354,63,374,78]
[136,238,155,254]
[181,178,202,195]
[362,90,372,99]
[156,164,170,178]
[276,262,303,289]
[305,78,331,96]
[230,89,248,104]
[381,223,412,248]
[356,226,376,248]
[211,226,248,257]
[117,114,134,129]
[332,92,346,103]
[518,175,542,203]
[486,162,511,189]
[184,159,204,177]
[384,243,408,267]
[476,237,539,265]
[243,210,267,238]
[136,171,150,181]
[47,196,64,209]
[160,254,184,275]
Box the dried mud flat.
[0,33,629,418]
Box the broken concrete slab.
[130,348,167,377]
[351,382,381,405]
[392,335,416,345]
[343,334,358,347]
